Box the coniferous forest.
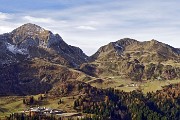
[73,83,180,120]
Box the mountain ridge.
[89,38,180,62]
[82,38,180,81]
[0,23,180,95]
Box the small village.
[12,107,84,119]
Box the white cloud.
[0,12,12,20]
[76,26,96,30]
[23,16,55,23]
[0,25,14,33]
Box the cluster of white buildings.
[28,107,63,115]
[21,107,82,118]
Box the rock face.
[81,38,180,81]
[0,23,87,67]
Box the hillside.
[0,58,92,95]
[81,38,180,81]
[90,38,180,62]
[0,23,91,96]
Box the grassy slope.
[89,76,180,93]
[141,79,180,93]
[0,94,77,118]
[0,96,25,118]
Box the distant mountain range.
[0,23,179,95]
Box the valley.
[1,78,180,119]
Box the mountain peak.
[0,23,88,67]
[10,23,52,48]
[12,23,47,34]
[22,23,40,27]
[116,38,139,46]
[149,39,160,44]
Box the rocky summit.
[0,23,87,67]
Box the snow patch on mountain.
[115,43,123,49]
[6,43,28,55]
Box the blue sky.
[0,0,180,55]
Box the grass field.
[89,76,140,92]
[89,76,180,93]
[0,95,77,119]
[0,96,25,118]
[141,79,180,93]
